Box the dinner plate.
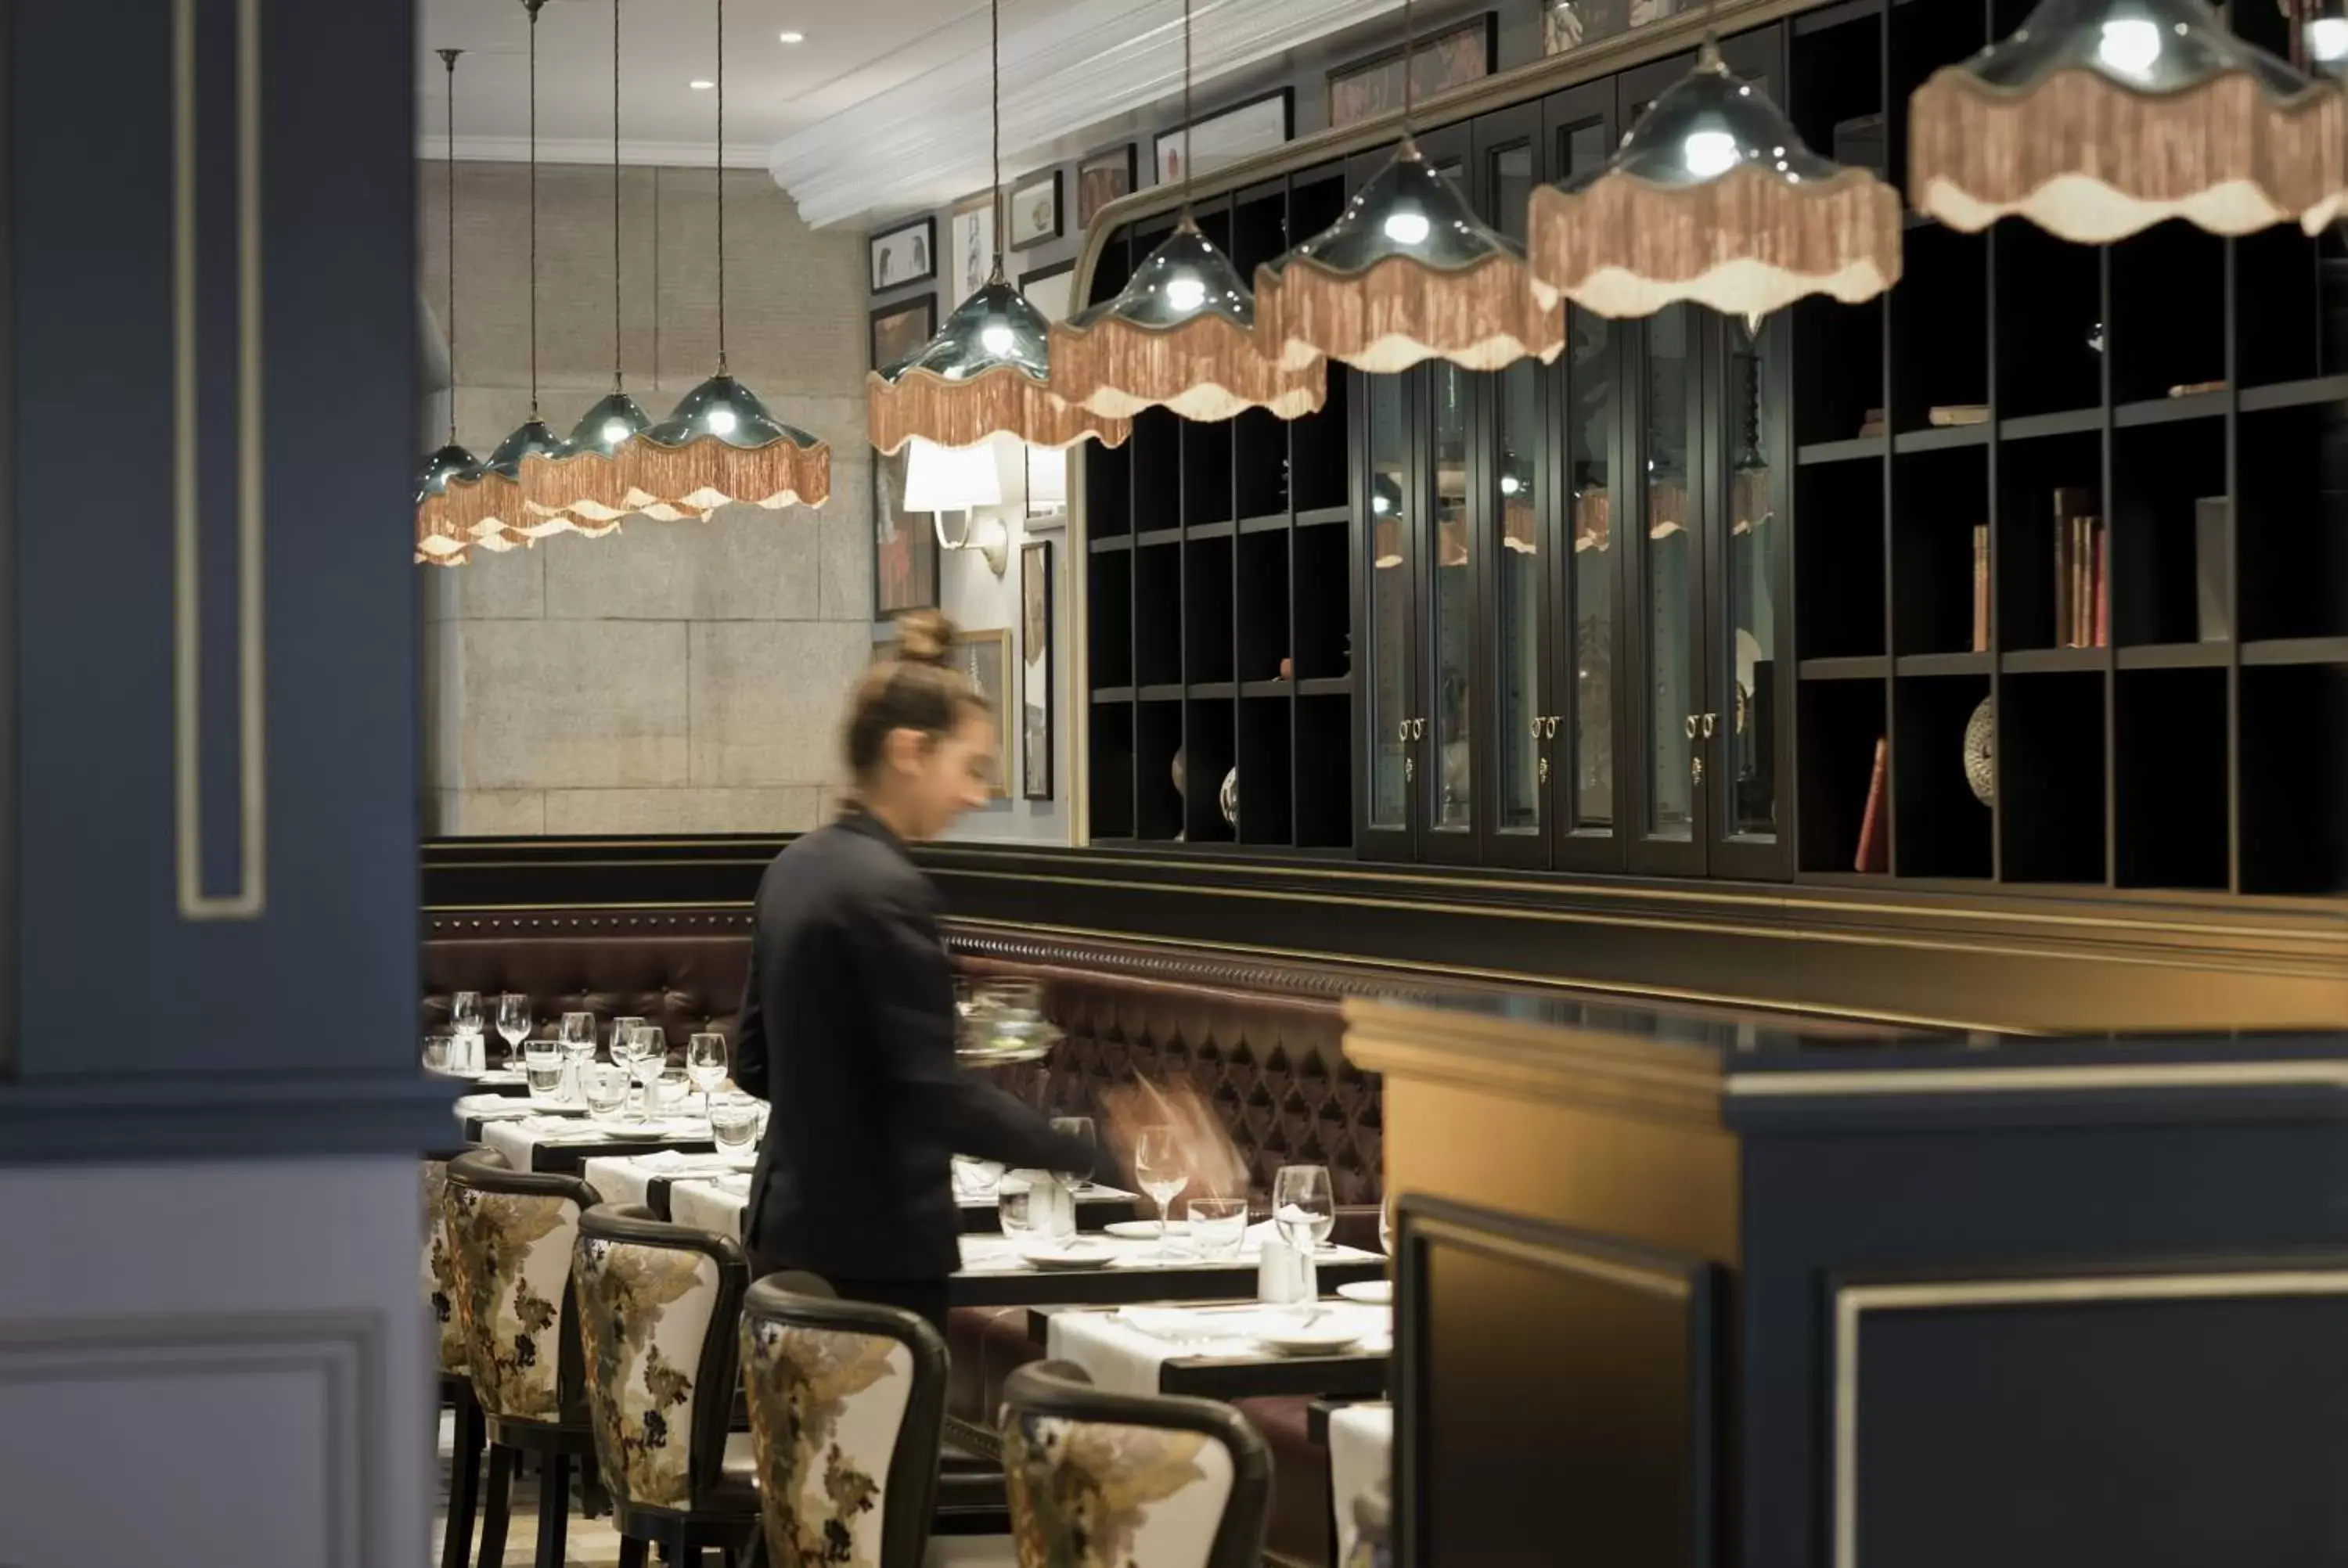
[1255,1323,1365,1356]
[1335,1280,1392,1305]
[1017,1242,1118,1271]
[1104,1220,1188,1241]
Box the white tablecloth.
[956,1232,1382,1277]
[452,1092,542,1127]
[480,1113,711,1169]
[668,1174,754,1235]
[1329,1401,1393,1566]
[582,1150,758,1208]
[1046,1302,1391,1397]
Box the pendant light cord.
[715,0,729,374]
[525,0,542,418]
[612,0,624,391]
[1402,0,1416,133]
[439,48,461,444]
[1180,0,1193,213]
[990,0,1003,280]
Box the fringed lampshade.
[1050,219,1327,421]
[628,375,830,511]
[521,389,700,528]
[1909,0,2348,241]
[1254,140,1563,373]
[1529,39,1903,323]
[868,279,1130,454]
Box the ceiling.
[419,0,1412,227]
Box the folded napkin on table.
[454,1094,542,1121]
[952,1158,1006,1198]
[638,1149,751,1173]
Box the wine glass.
[1273,1164,1336,1316]
[686,1034,729,1121]
[451,992,484,1074]
[1132,1126,1190,1257]
[624,1023,665,1124]
[495,994,531,1070]
[1050,1115,1097,1199]
[557,1012,598,1105]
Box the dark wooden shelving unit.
[1079,0,2348,900]
[1082,173,1356,850]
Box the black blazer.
[733,809,1094,1282]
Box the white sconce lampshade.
[902,436,1006,513]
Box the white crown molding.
[767,0,1405,229]
[420,135,773,168]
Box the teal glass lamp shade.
[416,442,481,505]
[1050,221,1327,420]
[1529,41,1903,321]
[1907,0,2348,239]
[510,388,682,529]
[867,279,1129,452]
[1253,140,1561,373]
[567,389,653,455]
[486,416,571,478]
[630,373,831,511]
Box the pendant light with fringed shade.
[618,0,830,511]
[1253,0,1561,373]
[1908,0,2346,243]
[1047,0,1325,421]
[416,48,484,566]
[866,0,1130,455]
[1528,35,1903,325]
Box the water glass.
[686,1033,729,1118]
[580,1063,630,1121]
[421,1034,453,1074]
[709,1099,761,1153]
[997,1177,1035,1243]
[1273,1163,1336,1313]
[524,1060,567,1107]
[1007,1170,1075,1239]
[452,991,484,1054]
[495,994,531,1069]
[1187,1196,1248,1260]
[655,1063,691,1115]
[558,1012,598,1060]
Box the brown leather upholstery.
[423,933,748,1053]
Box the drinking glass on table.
[655,1063,692,1116]
[1273,1163,1337,1314]
[996,1175,1036,1245]
[421,1034,454,1074]
[557,1012,598,1103]
[524,1059,567,1107]
[1050,1115,1097,1203]
[708,1098,762,1154]
[1187,1196,1248,1260]
[451,992,485,1074]
[1133,1126,1190,1257]
[495,994,531,1070]
[580,1063,630,1121]
[686,1034,729,1120]
[623,1023,665,1123]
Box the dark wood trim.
[0,0,16,1082]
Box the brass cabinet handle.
[1684,714,1699,739]
[1701,711,1718,739]
[1546,715,1560,739]
[1410,717,1426,740]
[1538,756,1551,785]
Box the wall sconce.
[903,436,1010,577]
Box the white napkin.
[638,1149,744,1173]
[453,1094,539,1123]
[953,1157,1005,1198]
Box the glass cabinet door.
[1427,362,1476,846]
[1486,131,1547,863]
[1633,302,1708,873]
[1364,371,1415,844]
[1720,315,1784,854]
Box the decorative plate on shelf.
[1963,696,1994,805]
[1219,767,1239,829]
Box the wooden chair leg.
[441,1395,487,1568]
[617,1537,649,1568]
[476,1445,513,1568]
[532,1451,571,1568]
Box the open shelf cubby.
[1073,8,2348,896]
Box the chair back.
[1000,1360,1270,1568]
[572,1205,749,1514]
[737,1273,948,1568]
[422,1151,469,1378]
[443,1149,598,1426]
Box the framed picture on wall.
[1009,168,1063,250]
[1021,541,1053,800]
[953,627,1016,799]
[1327,14,1497,128]
[868,214,936,294]
[950,191,996,302]
[871,297,939,619]
[1076,142,1136,231]
[1018,260,1076,517]
[1154,88,1293,185]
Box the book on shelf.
[2051,487,2101,649]
[2089,519,2108,649]
[1855,736,1889,874]
[1858,406,1886,438]
[1928,404,1990,427]
[2195,496,2231,642]
[1972,524,1990,652]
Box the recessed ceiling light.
[777,30,805,44]
[689,77,715,90]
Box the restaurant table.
[582,1149,758,1210]
[659,1177,1388,1307]
[1327,1400,1393,1567]
[462,1106,717,1173]
[1035,1300,1390,1400]
[594,1154,1139,1233]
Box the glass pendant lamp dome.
[1254,2,1560,374]
[866,0,1129,455]
[1529,38,1903,323]
[1909,0,2346,241]
[627,0,829,512]
[1048,1,1325,422]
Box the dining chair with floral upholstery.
[999,1360,1271,1568]
[574,1203,759,1566]
[443,1149,602,1568]
[425,1151,489,1568]
[738,1271,1010,1568]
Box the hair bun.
[893,609,956,667]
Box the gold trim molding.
[173,0,266,920]
[1832,1267,2348,1568]
[1344,998,1728,1124]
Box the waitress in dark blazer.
[731,611,1093,1334]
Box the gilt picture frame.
[1021,540,1053,800]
